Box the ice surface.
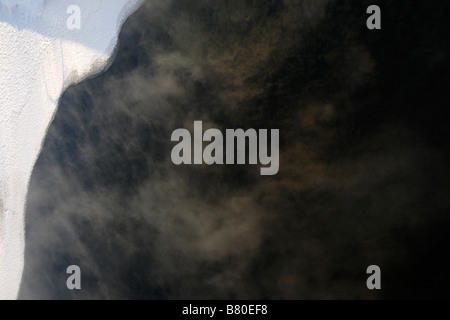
[0,0,144,300]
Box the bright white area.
[0,0,144,300]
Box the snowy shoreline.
[0,0,144,300]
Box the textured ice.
[0,0,144,300]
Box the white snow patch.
[0,0,144,300]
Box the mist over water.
[19,0,450,299]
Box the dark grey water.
[19,0,450,299]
